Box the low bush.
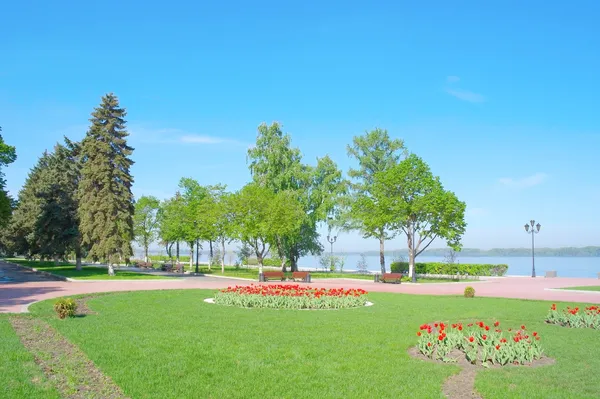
[54,298,77,319]
[546,303,600,329]
[464,286,476,298]
[416,321,543,366]
[213,284,368,309]
[390,261,508,276]
[246,257,289,267]
[148,255,191,262]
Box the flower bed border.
[545,303,600,329]
[414,320,545,367]
[204,297,373,310]
[212,284,369,310]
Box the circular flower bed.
[415,321,544,366]
[213,284,369,309]
[546,303,600,329]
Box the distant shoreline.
[330,247,600,258]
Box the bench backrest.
[292,272,309,277]
[383,273,402,278]
[263,271,284,277]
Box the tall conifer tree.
[35,138,83,267]
[78,93,134,274]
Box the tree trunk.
[176,242,180,264]
[290,257,298,272]
[379,235,386,274]
[257,254,263,275]
[407,230,416,281]
[75,247,82,271]
[195,239,200,273]
[221,239,225,274]
[189,241,194,271]
[281,258,287,273]
[144,244,149,263]
[208,240,213,271]
[54,255,59,266]
[108,264,115,276]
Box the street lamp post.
[524,220,541,278]
[326,234,337,272]
[326,234,337,256]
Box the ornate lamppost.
[524,220,541,278]
[326,234,337,256]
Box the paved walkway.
[1,262,599,313]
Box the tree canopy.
[78,93,135,272]
[0,127,17,226]
[247,122,346,271]
[372,154,467,281]
[345,128,406,273]
[133,195,161,262]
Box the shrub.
[546,303,600,329]
[416,321,543,366]
[390,261,508,276]
[246,257,289,267]
[54,298,77,319]
[464,286,475,298]
[214,284,368,309]
[148,255,191,262]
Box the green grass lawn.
[5,259,172,280]
[559,286,600,292]
[24,291,600,398]
[0,316,61,399]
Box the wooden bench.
[262,271,285,281]
[174,263,184,273]
[292,271,311,282]
[380,273,402,284]
[161,263,173,272]
[136,262,153,269]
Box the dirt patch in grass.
[408,347,555,398]
[9,317,128,399]
[73,295,101,316]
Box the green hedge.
[246,257,290,267]
[148,255,191,262]
[390,261,508,276]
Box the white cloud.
[129,126,246,146]
[447,75,460,83]
[446,89,486,103]
[499,173,548,188]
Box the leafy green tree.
[231,183,303,274]
[270,190,305,270]
[134,195,161,262]
[0,127,17,226]
[345,128,406,273]
[178,178,215,271]
[34,139,83,267]
[372,154,467,281]
[230,184,274,272]
[247,122,346,271]
[157,193,186,264]
[78,93,135,275]
[199,186,235,273]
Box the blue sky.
[1,1,599,251]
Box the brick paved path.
[1,261,599,313]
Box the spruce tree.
[35,138,83,267]
[78,93,134,274]
[4,152,50,256]
[0,126,17,226]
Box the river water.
[298,255,600,278]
